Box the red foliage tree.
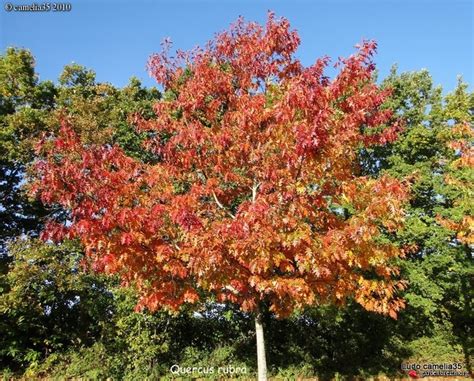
[31,13,408,380]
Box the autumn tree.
[31,14,409,380]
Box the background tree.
[362,68,473,369]
[0,48,55,254]
[31,14,409,380]
[0,239,113,372]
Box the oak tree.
[31,14,408,380]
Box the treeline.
[0,47,472,379]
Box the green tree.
[54,64,159,158]
[0,239,113,372]
[365,68,473,367]
[0,48,55,253]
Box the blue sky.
[1,0,472,91]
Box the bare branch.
[294,155,305,182]
[212,191,236,219]
[224,284,239,294]
[252,181,262,203]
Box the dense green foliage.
[0,48,472,379]
[0,48,53,252]
[377,70,473,370]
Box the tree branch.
[252,181,261,203]
[294,155,305,182]
[212,191,236,219]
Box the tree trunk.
[255,310,268,381]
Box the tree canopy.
[32,15,408,323]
